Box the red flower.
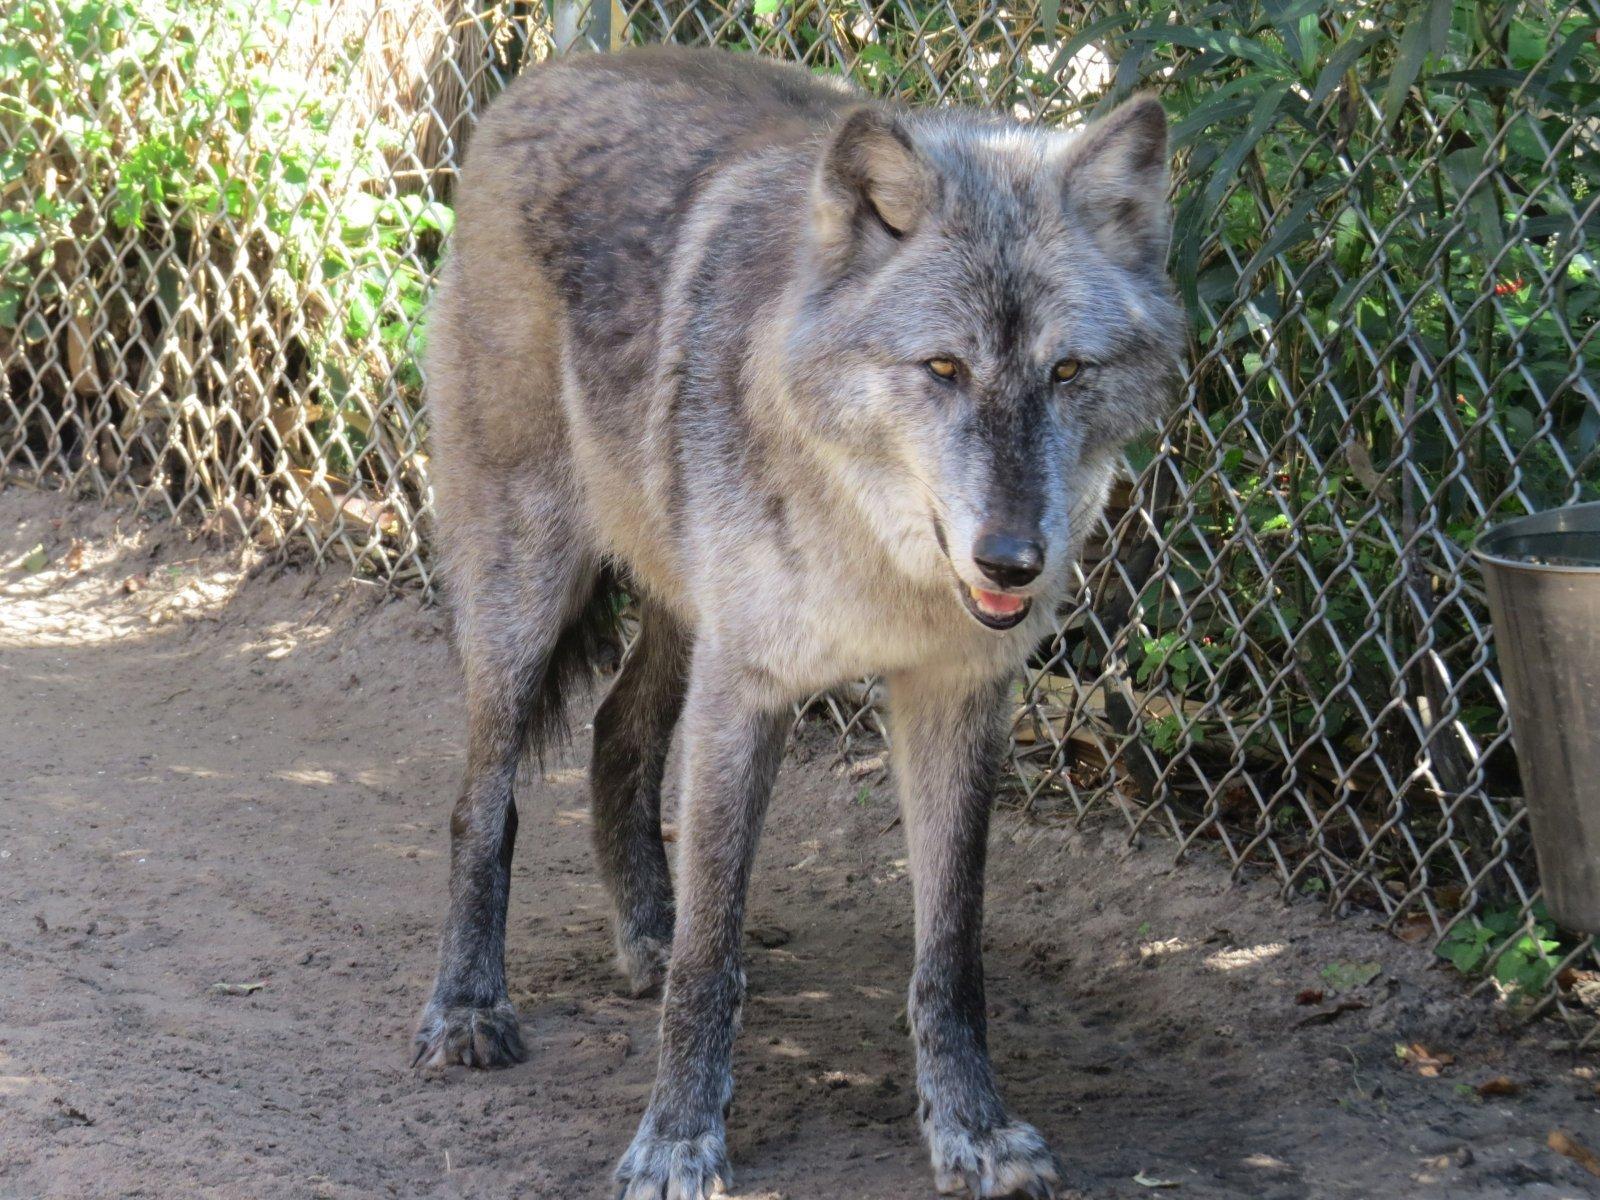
[1492,276,1526,297]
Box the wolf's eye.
[925,357,960,381]
[1053,358,1082,385]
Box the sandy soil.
[2,484,1599,1200]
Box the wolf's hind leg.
[413,491,603,1070]
[890,667,1063,1200]
[591,600,691,996]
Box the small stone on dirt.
[1296,998,1367,1027]
[52,1099,92,1127]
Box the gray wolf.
[413,44,1183,1200]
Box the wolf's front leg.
[615,648,790,1200]
[890,668,1062,1200]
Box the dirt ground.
[2,486,1599,1200]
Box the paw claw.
[615,1130,729,1200]
[412,999,528,1069]
[927,1118,1061,1199]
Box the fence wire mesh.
[5,0,1599,1039]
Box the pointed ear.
[813,106,935,269]
[1059,94,1171,269]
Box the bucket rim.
[1473,500,1600,575]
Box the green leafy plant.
[1014,1,1600,930]
[1320,959,1382,993]
[2,0,458,544]
[1437,903,1567,998]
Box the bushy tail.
[520,564,625,769]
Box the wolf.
[412,44,1183,1200]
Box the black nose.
[972,532,1044,588]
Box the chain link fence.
[5,0,1599,1040]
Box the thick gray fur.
[413,45,1184,1200]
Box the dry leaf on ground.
[1548,1129,1600,1178]
[1396,1042,1454,1077]
[1475,1076,1521,1098]
[1132,1170,1181,1189]
[1296,998,1367,1027]
[1395,914,1434,944]
[211,981,268,996]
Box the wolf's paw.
[926,1118,1062,1199]
[614,1129,730,1200]
[411,998,527,1069]
[617,931,671,999]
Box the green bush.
[1102,5,1596,894]
[2,0,453,543]
[1438,902,1568,999]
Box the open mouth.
[931,515,1034,631]
[957,582,1033,631]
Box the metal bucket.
[1475,501,1600,933]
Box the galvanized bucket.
[1475,501,1600,933]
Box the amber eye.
[925,357,959,381]
[1053,358,1082,384]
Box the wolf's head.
[784,96,1184,631]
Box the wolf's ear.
[813,107,934,267]
[1059,95,1171,269]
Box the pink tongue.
[974,589,1025,616]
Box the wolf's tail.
[519,564,625,769]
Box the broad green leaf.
[1380,0,1451,128]
[1310,26,1384,106]
[1321,959,1382,992]
[1040,0,1060,38]
[1167,75,1263,149]
[1431,68,1526,92]
[1441,147,1504,256]
[1527,24,1598,104]
[1238,178,1340,281]
[1123,26,1295,75]
[1202,79,1292,217]
[1040,11,1142,81]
